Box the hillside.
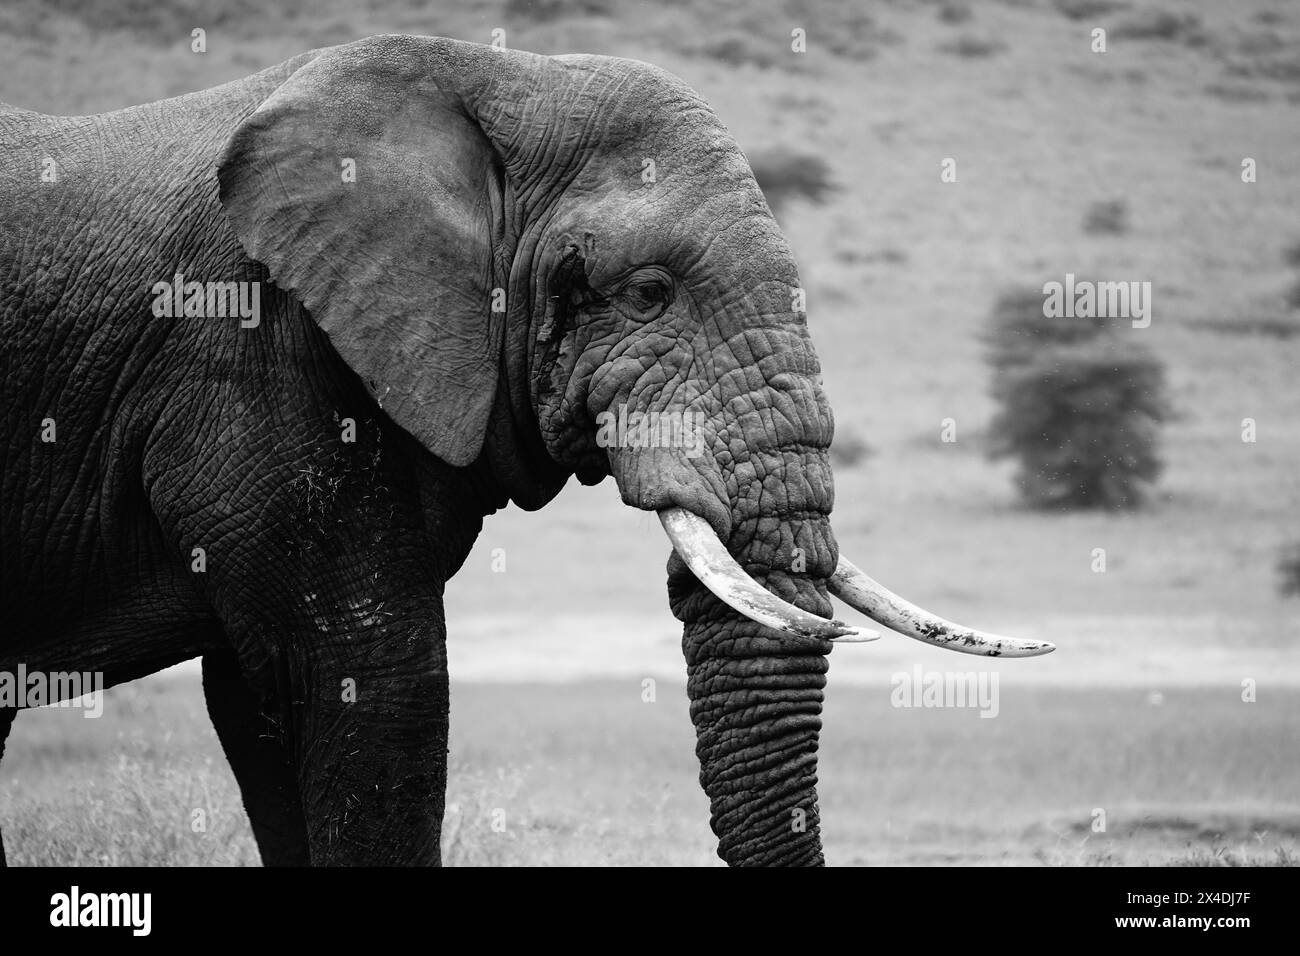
[1,0,1296,675]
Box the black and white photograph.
[0,0,1294,915]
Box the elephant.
[0,34,1053,867]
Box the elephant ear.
[218,41,512,467]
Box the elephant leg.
[150,392,461,864]
[289,624,451,866]
[191,545,451,865]
[0,707,13,866]
[202,651,310,866]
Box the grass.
[1171,845,1296,867]
[3,674,1298,866]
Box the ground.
[1,0,1297,865]
[6,674,1297,865]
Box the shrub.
[1112,10,1202,42]
[1054,0,1130,21]
[1282,240,1300,311]
[1188,316,1300,340]
[982,287,1112,383]
[985,285,1170,509]
[1287,281,1300,311]
[1083,199,1129,236]
[748,148,834,215]
[1282,239,1300,271]
[830,427,873,468]
[938,3,973,25]
[1279,544,1300,597]
[1204,83,1272,103]
[698,33,783,69]
[503,0,613,22]
[938,35,1006,59]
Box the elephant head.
[217,35,1052,866]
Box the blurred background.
[2,0,1298,865]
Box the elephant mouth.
[658,506,1055,658]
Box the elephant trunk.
[665,436,840,866]
[674,586,832,865]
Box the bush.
[938,3,973,25]
[1188,316,1300,340]
[985,285,1170,509]
[503,0,614,22]
[1283,239,1300,271]
[1279,544,1300,597]
[938,35,1006,59]
[698,33,784,70]
[983,287,1114,380]
[1112,10,1203,43]
[748,148,834,216]
[1083,199,1129,236]
[1282,239,1300,311]
[829,427,873,468]
[1287,281,1300,311]
[1054,0,1130,21]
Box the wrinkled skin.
[0,35,839,866]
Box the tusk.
[658,507,879,643]
[829,556,1055,658]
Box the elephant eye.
[619,275,673,320]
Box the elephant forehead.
[550,54,740,158]
[547,186,781,287]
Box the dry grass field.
[5,673,1298,866]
